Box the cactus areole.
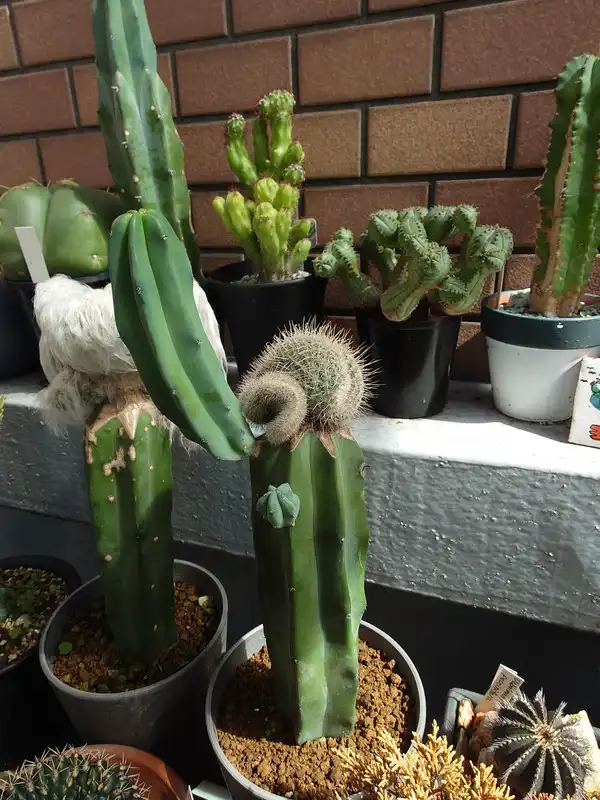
[239,324,371,743]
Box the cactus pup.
[238,322,372,743]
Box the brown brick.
[201,252,244,275]
[13,0,93,66]
[589,256,600,296]
[145,0,226,44]
[305,183,429,244]
[74,54,175,128]
[325,277,354,310]
[370,0,450,8]
[326,314,358,343]
[192,191,239,247]
[504,254,537,291]
[442,0,600,91]
[435,177,540,248]
[177,38,292,116]
[450,322,489,383]
[296,110,361,179]
[179,121,231,184]
[514,91,555,169]
[0,7,18,71]
[299,18,434,105]
[0,140,41,190]
[41,131,112,188]
[0,70,74,135]
[233,0,359,33]
[369,96,511,176]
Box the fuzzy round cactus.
[238,321,372,444]
[0,748,149,799]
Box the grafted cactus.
[213,91,313,281]
[92,0,200,276]
[530,54,600,317]
[315,205,513,321]
[239,323,372,743]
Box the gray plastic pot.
[40,560,227,784]
[206,621,427,800]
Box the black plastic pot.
[206,261,327,376]
[356,309,461,419]
[0,555,81,769]
[0,280,39,379]
[40,560,228,787]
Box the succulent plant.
[529,54,600,317]
[239,323,371,743]
[0,396,4,426]
[478,689,591,800]
[213,91,314,281]
[0,748,149,798]
[92,0,200,277]
[314,205,513,322]
[0,181,123,281]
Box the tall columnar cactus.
[238,323,372,743]
[92,0,200,276]
[0,181,123,281]
[85,394,176,665]
[212,91,313,281]
[315,206,513,321]
[1,748,150,799]
[530,54,600,317]
[109,208,254,460]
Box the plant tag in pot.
[569,357,600,449]
[14,226,50,283]
[476,663,523,714]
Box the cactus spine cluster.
[530,54,600,317]
[213,91,314,281]
[239,323,371,743]
[92,0,200,276]
[0,181,123,281]
[479,690,591,800]
[109,208,254,461]
[0,748,149,799]
[85,393,176,665]
[315,206,513,322]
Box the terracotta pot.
[78,745,192,799]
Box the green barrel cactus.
[0,181,123,281]
[1,748,149,798]
[85,395,176,665]
[315,205,513,322]
[109,208,254,460]
[239,323,372,743]
[530,54,600,317]
[92,0,200,275]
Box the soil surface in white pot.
[51,581,218,692]
[505,292,600,318]
[217,639,415,800]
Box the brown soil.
[218,639,414,800]
[0,567,68,667]
[52,582,218,693]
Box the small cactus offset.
[478,689,591,800]
[92,0,200,276]
[213,91,313,281]
[239,323,372,743]
[0,748,149,799]
[315,205,513,322]
[530,54,600,317]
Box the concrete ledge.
[2,372,600,634]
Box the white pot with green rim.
[481,290,600,423]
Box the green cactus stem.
[256,483,300,529]
[85,394,176,665]
[530,54,600,317]
[109,208,254,460]
[226,114,259,187]
[315,228,383,308]
[0,181,123,281]
[93,0,200,276]
[258,90,295,172]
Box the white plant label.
[569,356,600,449]
[14,226,50,283]
[476,664,523,713]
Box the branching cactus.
[92,0,200,276]
[213,91,314,281]
[315,206,513,321]
[530,54,600,317]
[238,323,372,743]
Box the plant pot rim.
[206,260,324,291]
[3,271,110,289]
[0,554,81,680]
[39,559,227,702]
[356,307,461,329]
[482,289,600,350]
[205,621,427,800]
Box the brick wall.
[0,0,597,378]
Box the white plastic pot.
[481,290,600,423]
